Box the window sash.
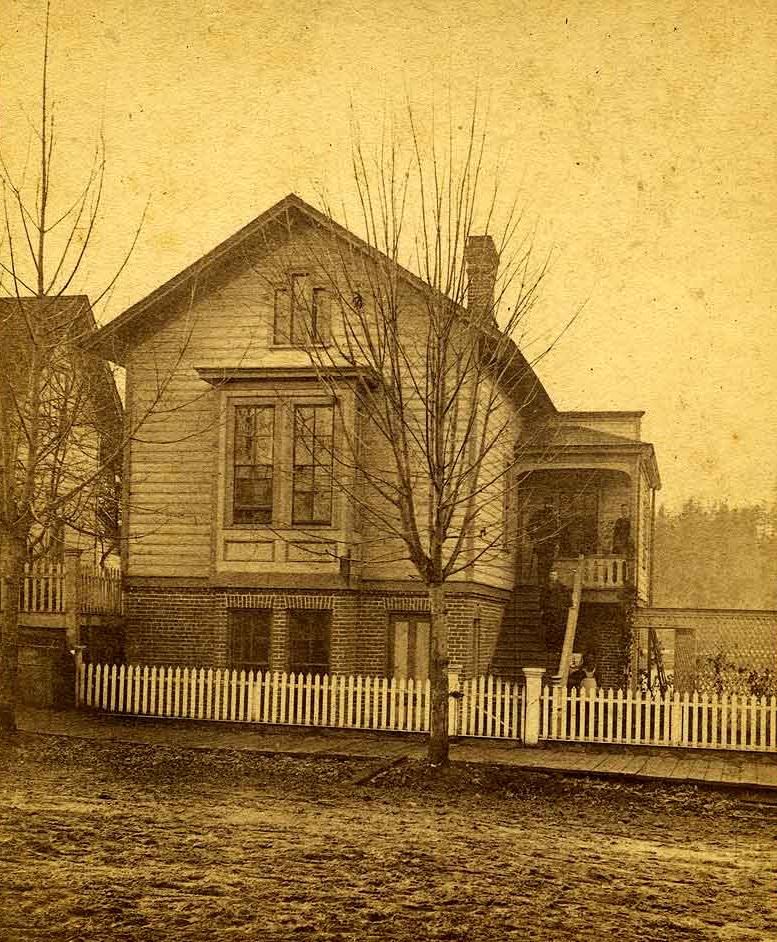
[229,610,271,673]
[273,275,331,345]
[233,405,274,524]
[289,611,330,675]
[292,404,333,525]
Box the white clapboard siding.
[540,685,777,753]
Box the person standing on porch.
[612,504,633,556]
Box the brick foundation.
[125,584,508,678]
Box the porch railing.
[0,561,66,613]
[80,565,123,615]
[0,557,122,616]
[556,555,629,590]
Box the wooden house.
[90,194,660,690]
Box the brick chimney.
[465,235,499,321]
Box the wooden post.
[63,549,83,651]
[522,666,545,746]
[447,670,460,738]
[73,645,85,706]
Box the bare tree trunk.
[0,535,26,732]
[427,581,449,765]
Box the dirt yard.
[0,733,775,941]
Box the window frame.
[288,610,331,676]
[388,614,432,682]
[273,273,332,347]
[232,404,276,526]
[224,393,339,532]
[228,609,272,674]
[292,403,334,526]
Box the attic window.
[273,274,331,346]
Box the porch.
[513,467,649,601]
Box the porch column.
[522,666,545,746]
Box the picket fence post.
[447,671,461,737]
[522,667,545,746]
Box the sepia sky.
[2,0,776,510]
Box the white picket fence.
[540,685,777,752]
[75,660,777,753]
[76,661,525,740]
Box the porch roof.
[518,423,661,488]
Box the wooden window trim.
[232,404,275,525]
[272,273,332,347]
[224,393,340,532]
[292,404,334,526]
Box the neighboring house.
[0,295,124,706]
[90,194,660,690]
[0,295,122,567]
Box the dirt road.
[1,734,775,940]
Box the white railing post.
[522,667,545,746]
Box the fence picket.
[320,674,329,727]
[759,695,767,750]
[343,675,352,728]
[296,673,306,726]
[187,668,196,719]
[85,663,94,708]
[770,696,777,750]
[179,668,188,718]
[162,668,171,718]
[172,667,180,718]
[286,671,296,726]
[117,665,126,713]
[74,661,777,755]
[698,692,707,748]
[260,672,269,723]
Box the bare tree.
[0,5,135,731]
[265,108,567,764]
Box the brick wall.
[126,587,228,667]
[574,602,629,691]
[125,584,507,679]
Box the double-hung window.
[233,405,274,524]
[274,274,331,345]
[229,610,271,673]
[293,404,334,525]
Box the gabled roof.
[87,192,556,414]
[0,294,123,440]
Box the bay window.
[228,398,336,529]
